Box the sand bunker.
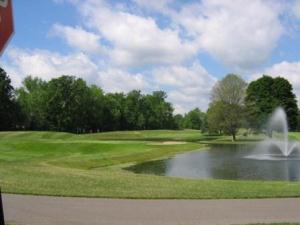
[148,141,187,145]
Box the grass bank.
[1,130,300,199]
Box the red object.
[0,0,14,54]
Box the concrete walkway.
[3,194,300,225]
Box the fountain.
[268,107,289,156]
[128,107,300,181]
[127,107,300,181]
[246,107,300,160]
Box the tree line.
[0,67,299,137]
[0,67,204,132]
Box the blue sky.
[2,0,300,113]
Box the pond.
[126,144,300,181]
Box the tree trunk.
[232,132,236,142]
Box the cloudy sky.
[2,0,300,114]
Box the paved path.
[3,194,300,225]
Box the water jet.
[246,107,300,160]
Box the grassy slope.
[1,130,300,199]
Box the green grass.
[1,130,300,199]
[288,132,300,140]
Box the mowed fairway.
[1,130,300,199]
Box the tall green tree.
[207,74,247,141]
[102,93,125,131]
[245,75,298,131]
[183,108,206,130]
[143,91,175,129]
[10,75,183,133]
[207,101,224,134]
[0,68,18,130]
[45,76,91,132]
[173,114,184,129]
[124,90,144,130]
[16,76,48,130]
[85,85,105,132]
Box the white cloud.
[173,0,284,71]
[293,0,300,19]
[51,0,287,86]
[154,63,217,113]
[51,0,289,73]
[66,0,284,71]
[50,24,104,54]
[97,69,150,93]
[1,47,151,95]
[71,0,197,67]
[2,48,98,87]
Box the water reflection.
[126,144,300,181]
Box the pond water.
[126,144,300,181]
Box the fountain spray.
[268,107,289,156]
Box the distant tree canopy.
[0,67,210,133]
[14,74,178,133]
[245,75,298,131]
[17,76,50,130]
[207,74,247,141]
[182,108,206,130]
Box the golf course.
[1,130,300,199]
